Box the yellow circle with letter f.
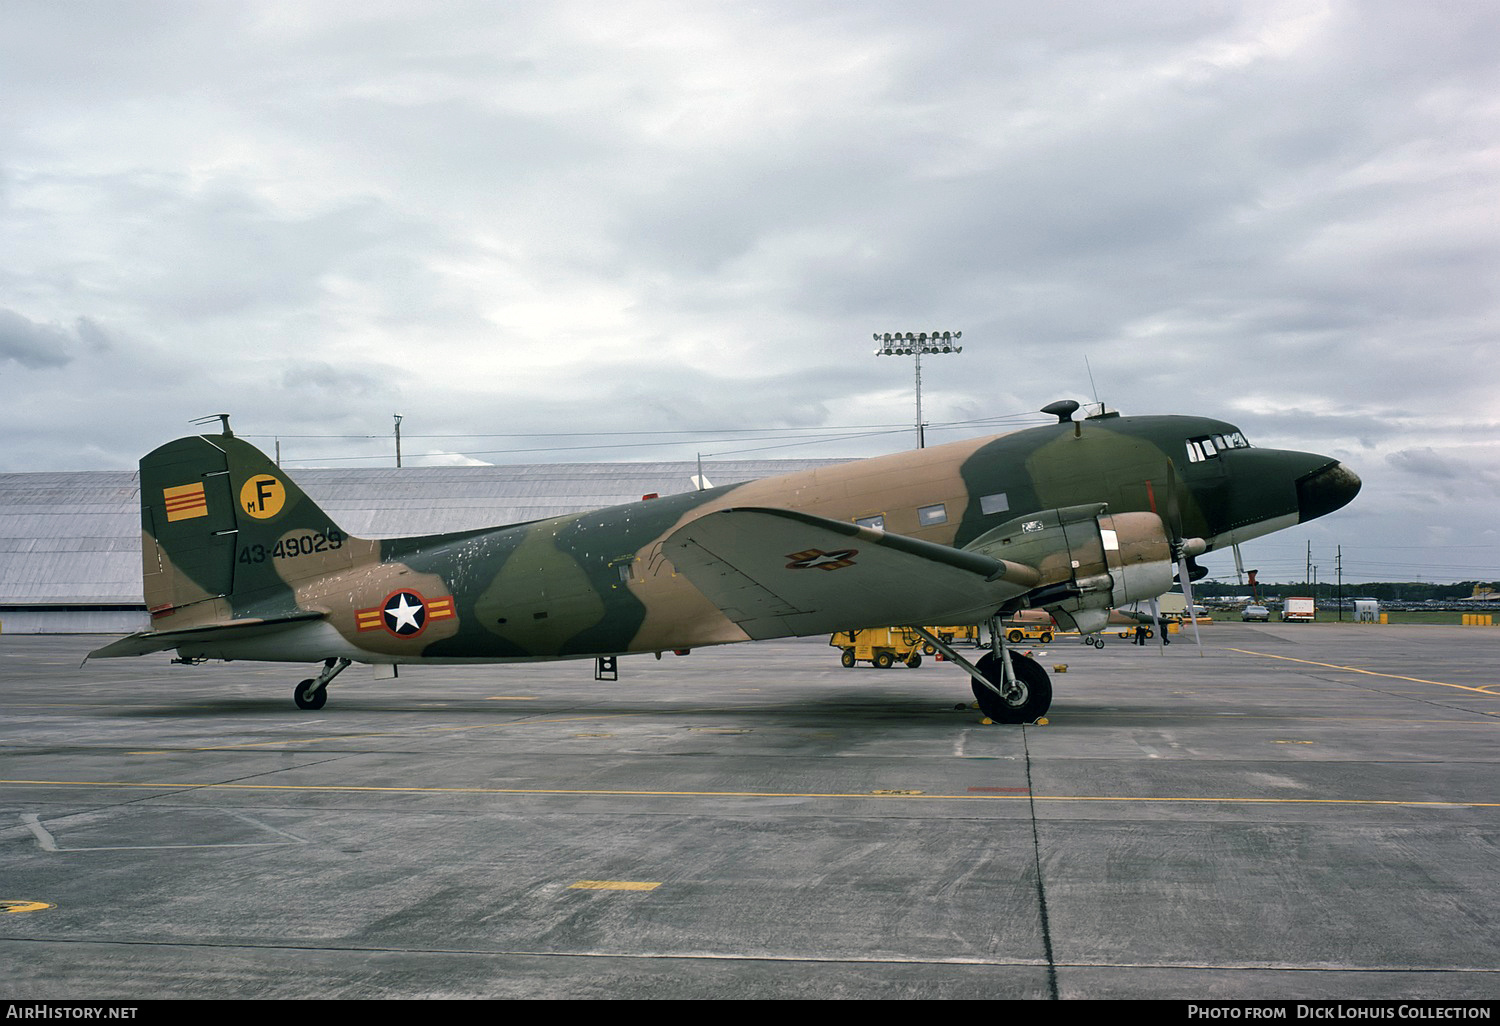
[240,474,287,519]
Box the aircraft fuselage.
[149,411,1357,665]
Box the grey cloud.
[1385,448,1500,495]
[278,361,399,401]
[0,309,77,368]
[1386,448,1461,480]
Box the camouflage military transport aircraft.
[89,401,1360,722]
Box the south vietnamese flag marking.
[163,483,209,522]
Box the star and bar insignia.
[785,548,859,572]
[356,590,456,638]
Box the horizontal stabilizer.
[87,612,327,660]
[663,507,1040,640]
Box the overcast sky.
[2,1,1496,584]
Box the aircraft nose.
[1296,461,1361,523]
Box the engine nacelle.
[963,503,1176,629]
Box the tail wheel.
[971,651,1052,723]
[294,680,328,710]
[840,648,856,668]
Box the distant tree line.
[1193,580,1499,603]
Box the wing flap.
[663,507,1039,640]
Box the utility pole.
[873,331,963,448]
[394,414,403,468]
[1337,545,1344,622]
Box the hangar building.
[0,459,840,635]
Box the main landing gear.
[971,650,1052,723]
[294,657,350,710]
[909,621,1053,724]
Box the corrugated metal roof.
[0,459,844,605]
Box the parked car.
[1241,604,1270,622]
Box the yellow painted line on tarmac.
[2,778,1496,808]
[569,880,660,891]
[1229,648,1498,695]
[128,713,647,752]
[1031,795,1500,808]
[1,900,55,914]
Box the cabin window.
[1186,437,1221,463]
[980,492,1009,516]
[1190,431,1251,461]
[854,514,886,530]
[917,503,948,527]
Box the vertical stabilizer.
[139,430,372,628]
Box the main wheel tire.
[840,648,856,668]
[873,651,895,669]
[970,651,1052,723]
[294,679,327,710]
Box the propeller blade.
[1178,553,1204,654]
[1164,458,1204,655]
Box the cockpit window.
[1186,432,1250,463]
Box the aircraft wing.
[87,611,327,659]
[662,507,1041,640]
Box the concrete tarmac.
[1,622,1496,1000]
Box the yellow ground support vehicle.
[926,624,980,648]
[1002,623,1054,644]
[830,627,925,668]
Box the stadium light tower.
[873,330,963,448]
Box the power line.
[244,423,911,441]
[276,427,909,465]
[264,411,1051,466]
[245,411,1043,443]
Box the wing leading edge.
[662,507,1041,640]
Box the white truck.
[1281,596,1316,622]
